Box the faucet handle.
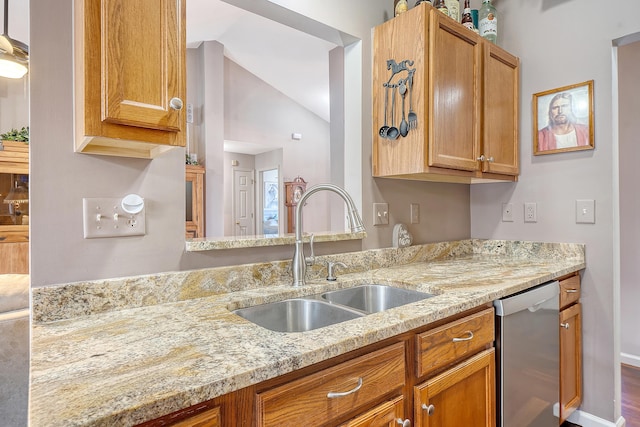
[326,261,347,281]
[305,233,315,266]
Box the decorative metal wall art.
[379,59,417,140]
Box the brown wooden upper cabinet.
[372,4,519,183]
[74,0,186,159]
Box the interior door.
[233,169,255,236]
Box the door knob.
[422,403,435,415]
[169,97,183,110]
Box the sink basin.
[320,284,434,313]
[233,298,364,333]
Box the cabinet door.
[75,0,186,158]
[560,303,582,423]
[170,406,220,427]
[414,348,495,427]
[428,11,482,172]
[339,396,405,427]
[482,43,519,176]
[102,0,184,131]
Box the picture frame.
[533,80,594,155]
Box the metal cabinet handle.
[476,155,486,161]
[169,97,184,110]
[561,322,570,329]
[487,156,494,162]
[396,418,411,427]
[452,330,474,342]
[421,403,435,415]
[564,288,578,293]
[327,377,363,398]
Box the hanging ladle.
[379,83,390,138]
[399,79,409,137]
[386,83,400,140]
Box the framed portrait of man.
[533,80,595,155]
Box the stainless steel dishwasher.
[494,280,559,427]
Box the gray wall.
[26,0,639,423]
[619,40,640,367]
[31,0,447,287]
[470,0,640,422]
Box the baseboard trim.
[566,409,626,427]
[620,352,640,368]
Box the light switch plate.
[576,199,595,224]
[410,203,420,224]
[83,198,146,238]
[373,202,389,226]
[502,203,513,222]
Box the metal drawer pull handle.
[561,322,570,329]
[477,155,486,161]
[327,377,363,398]
[564,288,578,293]
[452,331,474,342]
[397,418,411,427]
[422,403,435,415]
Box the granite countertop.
[185,230,366,251]
[29,241,585,427]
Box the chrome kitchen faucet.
[291,184,365,286]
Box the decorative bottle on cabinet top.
[461,0,474,30]
[395,0,409,16]
[479,0,498,42]
[444,0,460,22]
[434,0,449,16]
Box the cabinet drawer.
[416,307,494,378]
[560,274,581,309]
[256,342,406,427]
[338,395,404,427]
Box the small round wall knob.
[169,97,183,110]
[121,194,144,214]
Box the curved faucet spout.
[292,184,365,287]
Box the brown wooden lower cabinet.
[255,343,406,427]
[171,406,220,427]
[560,302,582,423]
[559,272,583,424]
[413,349,495,427]
[339,395,406,427]
[138,305,496,427]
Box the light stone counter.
[185,231,367,251]
[30,240,585,427]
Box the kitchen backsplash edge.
[31,239,585,324]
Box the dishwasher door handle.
[527,296,556,313]
[495,281,559,316]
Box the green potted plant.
[1,126,29,144]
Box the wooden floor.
[560,364,640,427]
[622,363,640,427]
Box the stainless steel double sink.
[232,284,435,333]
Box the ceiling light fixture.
[0,0,28,79]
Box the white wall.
[619,40,640,367]
[470,0,640,422]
